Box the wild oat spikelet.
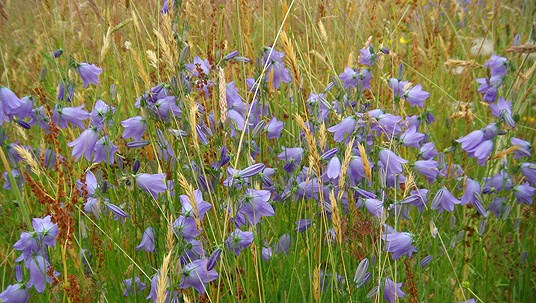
[309,50,329,68]
[100,26,112,63]
[153,29,173,67]
[338,138,354,201]
[347,51,354,68]
[403,172,415,198]
[357,143,372,182]
[313,266,321,301]
[156,252,172,303]
[129,47,151,88]
[444,59,480,69]
[492,145,520,160]
[450,102,474,122]
[296,114,321,175]
[131,9,141,34]
[187,96,200,153]
[329,189,342,244]
[218,67,227,124]
[146,50,158,68]
[506,44,536,54]
[13,145,40,176]
[165,217,175,253]
[177,172,201,230]
[318,122,327,152]
[317,20,328,45]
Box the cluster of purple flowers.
[1,216,59,302]
[476,55,507,103]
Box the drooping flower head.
[179,259,219,294]
[226,229,254,256]
[382,229,417,260]
[136,227,156,253]
[383,278,406,303]
[431,187,460,213]
[238,189,274,226]
[76,63,103,88]
[135,173,167,199]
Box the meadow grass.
[0,0,535,302]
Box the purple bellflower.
[382,229,417,259]
[277,147,304,172]
[67,127,98,161]
[0,86,22,124]
[521,163,536,186]
[359,46,375,66]
[135,173,167,199]
[52,105,90,129]
[123,276,146,296]
[413,159,439,183]
[76,63,103,88]
[173,215,200,241]
[90,99,115,128]
[265,116,284,139]
[136,227,156,252]
[363,198,384,218]
[238,189,274,226]
[328,116,356,142]
[419,142,438,160]
[461,178,481,205]
[179,259,219,294]
[384,278,406,303]
[401,189,429,212]
[263,47,291,89]
[180,189,212,220]
[226,229,254,256]
[295,219,312,232]
[388,78,409,99]
[326,156,341,180]
[400,126,426,148]
[0,283,29,303]
[456,123,498,166]
[431,187,461,213]
[92,136,118,164]
[404,84,430,108]
[514,183,535,205]
[379,148,408,176]
[511,137,531,159]
[489,97,515,127]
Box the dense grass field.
[1,0,535,302]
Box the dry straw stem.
[329,189,342,244]
[187,97,200,153]
[239,0,254,59]
[491,145,520,160]
[444,59,480,69]
[338,138,354,201]
[295,114,321,175]
[129,47,151,88]
[154,13,176,68]
[506,44,536,54]
[318,122,327,152]
[218,67,227,124]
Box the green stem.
[0,147,31,228]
